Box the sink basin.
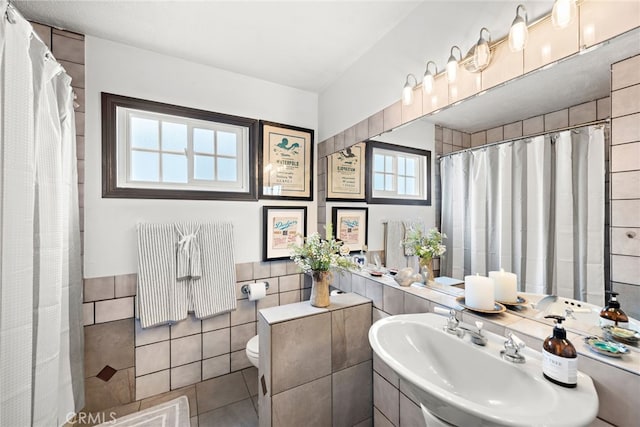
[369,313,599,426]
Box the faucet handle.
[506,332,525,349]
[501,332,526,363]
[475,321,484,331]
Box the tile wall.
[610,55,640,319]
[82,260,311,412]
[258,294,373,427]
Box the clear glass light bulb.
[423,73,434,94]
[402,84,414,106]
[509,20,528,52]
[446,58,458,83]
[474,41,490,68]
[552,0,576,29]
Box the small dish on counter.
[496,295,528,307]
[388,268,398,276]
[602,325,640,345]
[369,271,384,277]
[456,296,506,314]
[584,336,629,357]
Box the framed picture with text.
[262,206,307,261]
[331,207,368,253]
[259,121,314,200]
[327,142,366,201]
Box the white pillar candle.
[489,268,518,302]
[464,274,495,310]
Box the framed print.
[260,121,314,200]
[331,207,368,253]
[327,142,366,201]
[263,206,307,261]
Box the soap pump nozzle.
[600,291,628,327]
[545,314,567,340]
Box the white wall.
[327,119,435,252]
[85,36,318,278]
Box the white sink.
[369,313,599,426]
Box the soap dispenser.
[542,315,577,388]
[600,291,629,327]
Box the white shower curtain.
[440,126,605,305]
[0,2,84,425]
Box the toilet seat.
[246,335,259,368]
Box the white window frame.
[102,92,258,201]
[366,141,431,205]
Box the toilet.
[246,335,259,368]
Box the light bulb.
[509,5,528,52]
[552,0,576,29]
[422,61,437,94]
[402,83,414,106]
[474,40,490,69]
[446,46,462,83]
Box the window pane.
[194,155,215,180]
[217,157,237,181]
[194,128,214,154]
[130,117,158,150]
[406,158,416,176]
[406,177,416,195]
[398,176,405,194]
[374,173,384,190]
[374,154,385,172]
[162,122,187,152]
[162,153,188,183]
[385,155,393,172]
[385,174,394,191]
[398,157,405,175]
[131,150,159,181]
[217,131,237,156]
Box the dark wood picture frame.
[262,206,307,261]
[331,206,368,253]
[259,120,314,201]
[365,140,431,206]
[101,92,259,200]
[327,142,366,201]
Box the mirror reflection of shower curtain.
[0,4,84,425]
[440,126,605,305]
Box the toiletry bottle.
[542,315,577,388]
[599,291,629,328]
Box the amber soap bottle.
[542,315,577,388]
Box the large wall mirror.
[320,27,640,327]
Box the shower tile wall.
[610,54,640,319]
[82,260,310,412]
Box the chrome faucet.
[434,307,487,345]
[501,332,526,363]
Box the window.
[102,93,258,200]
[366,141,431,205]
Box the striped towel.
[137,222,237,328]
[175,223,201,281]
[137,224,189,328]
[384,221,408,269]
[190,222,237,319]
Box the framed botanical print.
[327,142,366,201]
[331,207,368,253]
[262,206,307,261]
[260,121,314,200]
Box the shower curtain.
[440,126,605,305]
[0,2,84,425]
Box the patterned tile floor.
[71,367,259,427]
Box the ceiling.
[14,0,423,92]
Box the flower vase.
[310,270,332,308]
[419,257,435,284]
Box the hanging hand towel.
[137,224,189,328]
[384,221,408,269]
[189,222,237,319]
[175,223,201,281]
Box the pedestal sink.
[369,313,598,426]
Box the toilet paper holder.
[241,282,270,294]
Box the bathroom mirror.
[322,28,640,331]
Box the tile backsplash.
[83,260,310,409]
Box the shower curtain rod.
[437,118,610,159]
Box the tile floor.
[73,367,259,427]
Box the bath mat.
[96,396,189,427]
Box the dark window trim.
[365,140,431,206]
[101,92,259,201]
